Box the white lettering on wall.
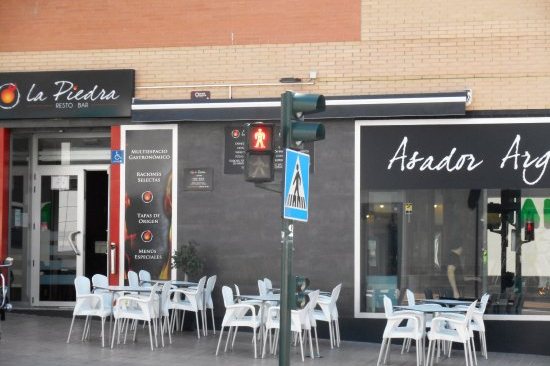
[387,136,483,172]
[500,134,550,186]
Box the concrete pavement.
[1,313,549,366]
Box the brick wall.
[0,0,359,51]
[0,0,549,110]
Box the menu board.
[224,124,314,174]
[183,168,213,191]
[124,128,175,280]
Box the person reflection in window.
[447,245,465,299]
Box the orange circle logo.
[141,230,153,243]
[0,83,20,109]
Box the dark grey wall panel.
[176,120,355,318]
[174,120,550,356]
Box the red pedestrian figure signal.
[247,123,273,152]
[244,122,275,183]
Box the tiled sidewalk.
[1,313,550,366]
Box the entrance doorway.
[84,171,109,279]
[27,134,110,306]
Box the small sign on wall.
[191,91,211,100]
[111,150,124,164]
[183,168,213,191]
[51,175,70,190]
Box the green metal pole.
[279,91,294,366]
[279,219,293,366]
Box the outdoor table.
[394,304,469,313]
[94,285,153,293]
[140,279,197,288]
[422,299,476,307]
[172,280,198,288]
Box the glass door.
[27,132,111,306]
[31,168,84,305]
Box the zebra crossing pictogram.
[283,149,310,222]
[286,160,307,209]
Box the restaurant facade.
[1,0,550,355]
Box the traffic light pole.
[278,90,324,366]
[279,218,293,366]
[279,91,293,366]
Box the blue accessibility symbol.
[111,150,124,164]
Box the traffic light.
[487,202,502,231]
[281,91,326,150]
[244,122,275,182]
[292,276,310,309]
[525,219,535,241]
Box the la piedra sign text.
[26,80,119,110]
[0,69,134,119]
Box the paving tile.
[1,313,549,366]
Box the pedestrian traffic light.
[244,122,275,182]
[292,276,310,309]
[281,91,326,150]
[525,219,535,241]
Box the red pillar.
[109,126,121,285]
[0,129,9,277]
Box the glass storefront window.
[359,188,550,315]
[37,137,110,165]
[356,119,550,317]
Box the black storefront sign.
[224,124,314,174]
[361,122,550,189]
[0,69,134,119]
[124,128,174,279]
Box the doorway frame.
[29,132,109,306]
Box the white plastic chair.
[216,285,261,358]
[204,275,217,335]
[235,283,264,308]
[158,281,172,346]
[127,270,140,287]
[258,279,267,296]
[0,257,12,309]
[402,289,441,353]
[294,290,319,360]
[258,279,276,316]
[314,283,342,348]
[233,283,264,342]
[377,295,425,366]
[91,274,109,289]
[91,274,114,304]
[67,276,112,347]
[306,290,321,357]
[138,270,152,287]
[453,293,490,359]
[261,305,305,360]
[472,293,490,359]
[0,257,13,340]
[169,276,206,338]
[111,282,160,351]
[426,301,477,366]
[263,278,274,294]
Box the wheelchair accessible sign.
[283,149,310,222]
[111,150,124,164]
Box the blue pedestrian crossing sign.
[284,149,310,222]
